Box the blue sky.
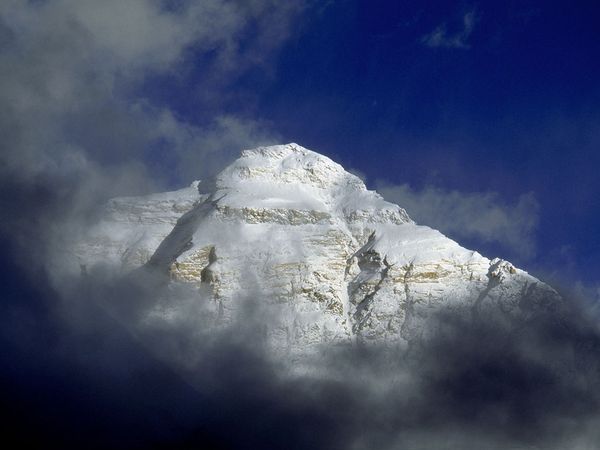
[138,1,600,285]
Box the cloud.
[422,8,478,49]
[0,2,305,442]
[378,183,539,259]
[0,0,302,181]
[0,0,305,278]
[5,250,600,449]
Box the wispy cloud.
[378,182,539,259]
[0,0,303,183]
[0,0,305,276]
[422,8,479,49]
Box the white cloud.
[378,183,539,259]
[0,0,304,182]
[422,8,478,49]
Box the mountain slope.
[72,143,561,355]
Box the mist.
[3,242,600,449]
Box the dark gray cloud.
[4,250,600,449]
[0,1,303,444]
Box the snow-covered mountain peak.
[210,143,412,227]
[71,143,562,359]
[217,143,366,191]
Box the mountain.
[72,143,561,357]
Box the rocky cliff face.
[73,143,561,357]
